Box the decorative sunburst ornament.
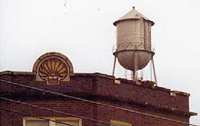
[33,52,73,84]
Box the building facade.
[0,52,196,126]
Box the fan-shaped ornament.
[33,52,74,85]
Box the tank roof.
[114,7,154,25]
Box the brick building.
[0,52,196,126]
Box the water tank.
[113,7,154,71]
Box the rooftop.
[0,71,197,117]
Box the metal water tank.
[113,7,154,71]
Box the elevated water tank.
[113,7,154,71]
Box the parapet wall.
[0,71,193,119]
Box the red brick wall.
[0,72,190,126]
[0,99,188,126]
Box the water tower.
[112,7,157,82]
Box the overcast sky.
[0,0,200,124]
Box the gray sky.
[0,0,200,124]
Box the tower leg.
[112,56,117,76]
[151,58,157,85]
[132,52,138,81]
[132,71,136,80]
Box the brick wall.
[0,72,192,126]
